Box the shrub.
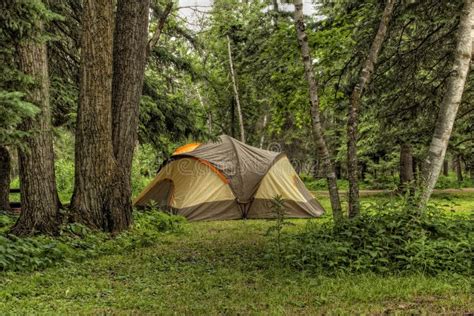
[435,174,474,189]
[265,195,294,264]
[273,200,473,275]
[0,210,186,272]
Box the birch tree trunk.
[71,0,118,231]
[420,0,473,206]
[11,28,60,235]
[259,114,268,149]
[293,0,342,221]
[227,35,246,143]
[0,146,11,212]
[347,0,396,218]
[109,0,150,231]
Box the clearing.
[1,193,473,314]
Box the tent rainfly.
[134,135,325,221]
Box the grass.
[1,193,473,315]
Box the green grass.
[1,211,473,314]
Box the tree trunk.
[110,0,150,232]
[230,96,236,138]
[360,161,367,182]
[259,114,268,149]
[71,0,118,231]
[443,160,449,176]
[412,156,418,181]
[293,0,342,222]
[347,0,396,218]
[399,143,414,192]
[10,28,60,236]
[147,1,173,58]
[227,35,246,143]
[469,158,474,182]
[0,146,11,212]
[420,0,473,207]
[455,154,464,183]
[335,162,342,180]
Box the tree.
[346,0,396,217]
[11,19,60,236]
[227,35,246,143]
[0,146,11,212]
[420,0,473,207]
[70,0,118,230]
[293,0,342,221]
[110,0,150,230]
[399,143,414,192]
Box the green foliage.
[131,143,159,197]
[0,91,39,145]
[1,219,472,314]
[0,210,185,272]
[277,200,473,275]
[0,0,60,146]
[435,174,474,189]
[300,173,349,191]
[265,195,294,264]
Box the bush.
[274,200,473,275]
[0,210,186,272]
[435,174,474,189]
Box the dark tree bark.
[455,154,464,183]
[335,162,342,180]
[347,0,396,218]
[293,0,342,222]
[273,0,279,12]
[0,146,11,212]
[469,158,474,182]
[71,0,118,231]
[420,0,473,206]
[399,143,414,192]
[413,156,418,180]
[110,0,150,231]
[451,157,457,172]
[443,160,449,176]
[360,162,367,182]
[11,29,60,236]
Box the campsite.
[0,0,473,314]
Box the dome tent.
[134,135,324,221]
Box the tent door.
[237,199,254,219]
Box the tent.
[134,135,324,221]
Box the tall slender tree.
[70,0,118,230]
[420,0,473,207]
[0,146,11,212]
[399,143,414,192]
[11,20,60,235]
[227,35,246,143]
[110,0,150,230]
[293,0,342,221]
[347,0,396,218]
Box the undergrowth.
[0,210,185,272]
[268,200,473,275]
